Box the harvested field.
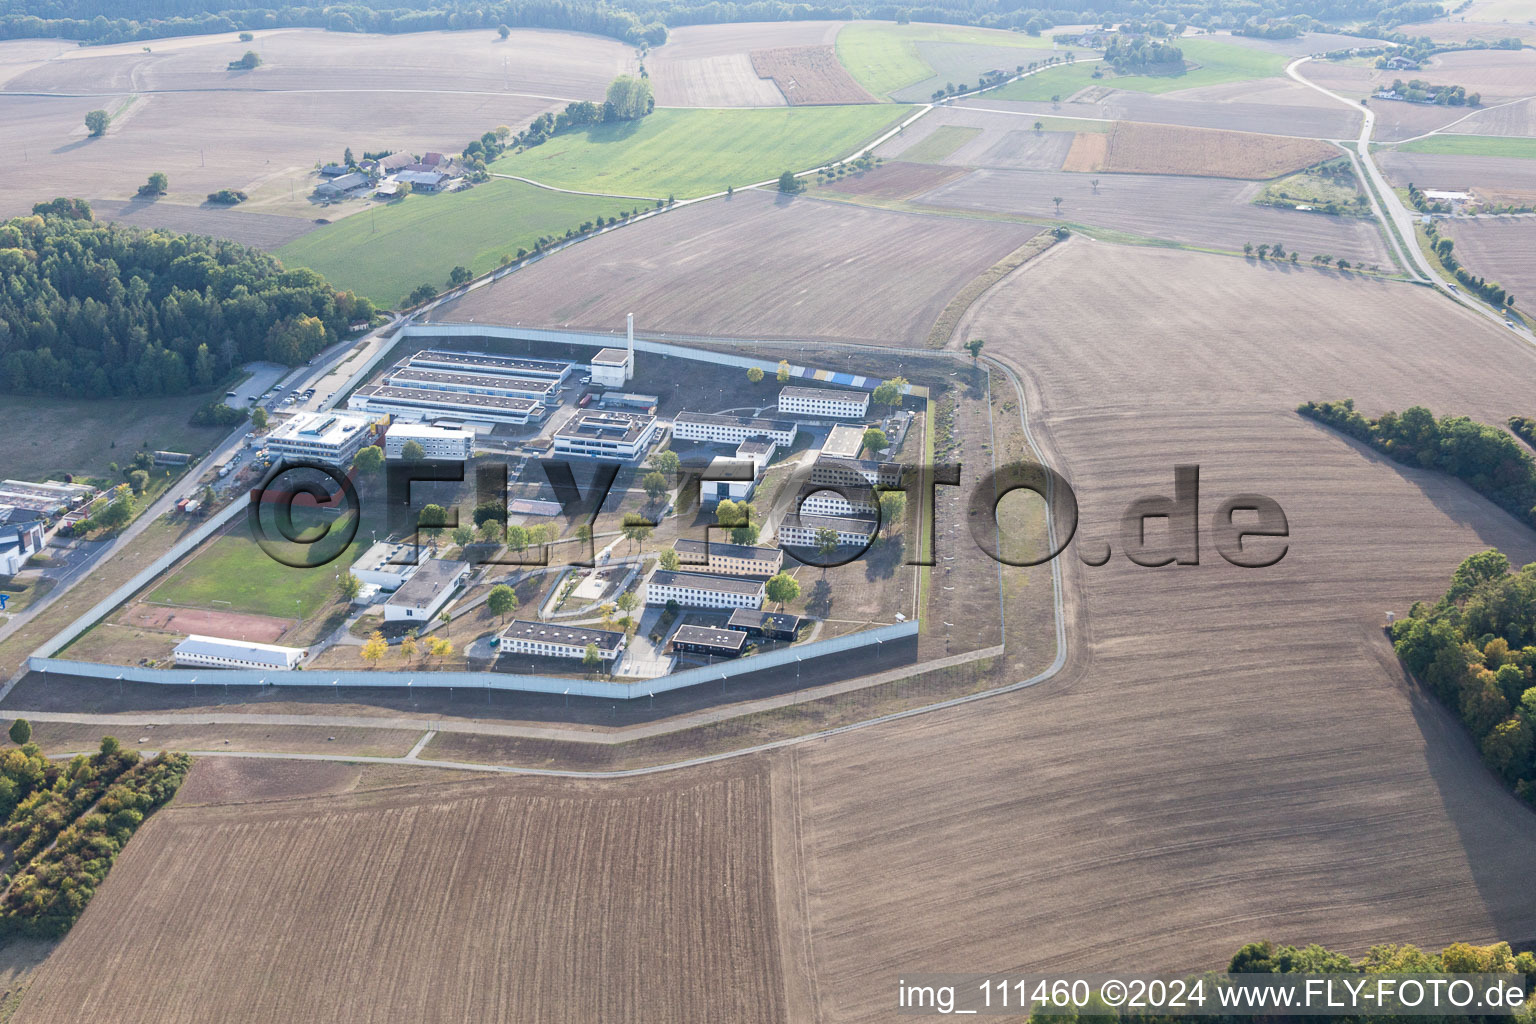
[919,167,1392,265]
[750,46,875,105]
[26,721,419,758]
[960,87,1361,140]
[877,106,1081,170]
[175,757,364,806]
[1415,48,1536,102]
[1442,217,1536,305]
[1446,96,1536,138]
[1061,131,1108,171]
[645,22,844,106]
[115,604,293,644]
[791,241,1536,1019]
[1214,29,1378,56]
[834,22,1054,100]
[1377,149,1536,192]
[1397,18,1536,45]
[896,124,981,162]
[16,764,785,1024]
[891,40,1078,103]
[1096,121,1340,179]
[817,160,967,198]
[424,188,1043,346]
[91,199,314,250]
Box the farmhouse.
[172,635,306,670]
[351,540,427,592]
[778,385,869,420]
[670,624,748,658]
[405,350,574,383]
[777,511,878,548]
[348,384,545,427]
[266,411,375,466]
[385,423,475,461]
[727,608,802,641]
[385,365,560,406]
[643,570,765,610]
[552,410,660,461]
[319,164,349,177]
[0,479,94,516]
[672,538,783,577]
[672,411,798,447]
[382,557,470,623]
[397,170,449,193]
[0,519,45,577]
[498,619,626,662]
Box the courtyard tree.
[428,637,453,663]
[418,503,448,543]
[765,571,800,610]
[777,360,791,383]
[8,719,30,746]
[505,523,528,553]
[360,631,388,666]
[451,524,475,548]
[616,590,640,630]
[862,427,889,455]
[353,445,384,476]
[879,490,907,536]
[622,516,653,552]
[871,376,907,410]
[399,633,419,662]
[84,110,109,137]
[478,519,504,544]
[337,572,363,603]
[250,406,268,430]
[659,548,680,571]
[582,643,602,672]
[814,527,840,573]
[400,439,426,460]
[746,366,764,384]
[649,449,680,476]
[643,471,669,503]
[487,584,518,623]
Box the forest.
[0,0,1454,48]
[0,201,372,399]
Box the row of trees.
[0,203,373,398]
[1421,218,1517,312]
[1298,398,1536,529]
[1390,551,1536,806]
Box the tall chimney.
[626,313,634,380]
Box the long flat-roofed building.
[405,349,573,383]
[670,624,748,658]
[777,511,878,549]
[0,479,95,516]
[778,385,870,420]
[672,411,797,447]
[727,608,801,641]
[385,423,474,461]
[673,538,783,577]
[798,484,879,518]
[643,570,764,610]
[384,365,560,406]
[382,558,470,623]
[173,634,306,670]
[810,454,903,489]
[349,384,545,426]
[498,620,626,662]
[266,411,374,466]
[350,539,427,591]
[552,410,660,461]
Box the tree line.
[0,201,373,398]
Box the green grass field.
[489,106,909,200]
[147,520,364,619]
[835,22,1055,99]
[1396,134,1536,159]
[990,39,1286,100]
[901,125,981,162]
[275,179,639,306]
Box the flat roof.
[674,410,797,434]
[779,511,878,537]
[387,423,474,441]
[173,634,305,666]
[727,608,802,633]
[780,385,868,403]
[736,438,776,455]
[671,624,748,651]
[591,348,629,365]
[501,619,625,650]
[352,539,426,573]
[354,385,541,414]
[384,558,469,611]
[822,424,866,459]
[386,367,557,395]
[648,570,766,596]
[814,454,902,478]
[673,538,781,566]
[408,349,571,376]
[268,411,372,448]
[555,409,655,444]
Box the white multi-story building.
[266,411,375,466]
[672,538,783,577]
[809,455,903,490]
[349,384,545,426]
[385,423,475,461]
[643,570,765,610]
[589,348,631,388]
[173,635,306,670]
[405,349,573,383]
[778,386,869,420]
[672,411,797,447]
[735,437,777,473]
[797,485,878,518]
[382,558,470,623]
[777,511,878,549]
[384,365,560,406]
[498,620,626,662]
[552,410,660,461]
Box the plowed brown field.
[1443,217,1536,305]
[1098,121,1340,178]
[750,45,876,104]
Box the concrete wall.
[29,619,919,700]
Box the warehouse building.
[0,479,95,516]
[643,570,764,610]
[173,635,306,670]
[552,410,660,461]
[349,384,545,427]
[673,538,783,578]
[672,411,798,447]
[777,511,878,549]
[385,423,475,461]
[382,558,470,623]
[727,608,802,642]
[498,620,626,662]
[670,624,748,659]
[405,349,573,383]
[384,365,560,406]
[778,386,870,420]
[266,411,375,466]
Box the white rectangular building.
[777,511,878,549]
[643,570,764,610]
[672,411,797,447]
[672,538,783,577]
[810,455,903,490]
[797,484,878,518]
[498,620,627,662]
[351,540,427,591]
[406,349,573,383]
[173,634,306,670]
[385,365,560,406]
[552,410,660,461]
[385,423,474,461]
[778,386,870,420]
[589,347,632,388]
[349,384,545,426]
[266,411,374,466]
[382,558,470,622]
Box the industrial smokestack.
[626,313,635,380]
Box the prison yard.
[4,3,1536,1022]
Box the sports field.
[833,22,1054,99]
[991,38,1287,100]
[275,178,639,306]
[490,106,908,198]
[146,525,363,620]
[1396,134,1536,159]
